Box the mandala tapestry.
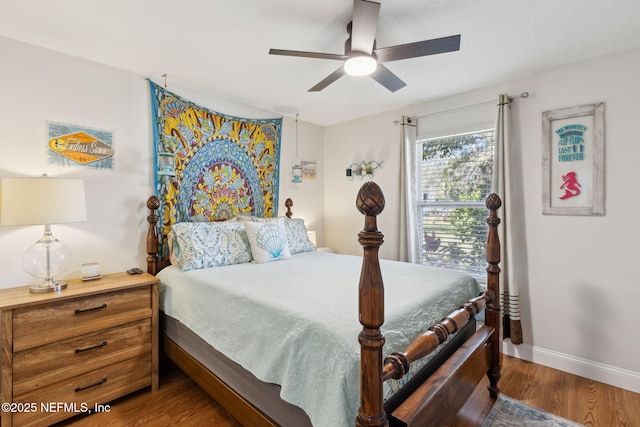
[149,81,282,251]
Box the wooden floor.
[453,355,640,427]
[50,355,640,427]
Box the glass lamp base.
[24,226,72,294]
[30,281,67,293]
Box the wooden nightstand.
[0,272,159,427]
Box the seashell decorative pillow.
[244,217,292,264]
[239,215,316,255]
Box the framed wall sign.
[301,161,317,180]
[541,103,604,215]
[47,121,114,169]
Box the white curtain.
[396,116,419,263]
[493,94,525,344]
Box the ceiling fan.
[269,0,461,93]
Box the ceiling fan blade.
[308,67,347,92]
[350,0,381,54]
[269,49,347,61]
[374,34,461,63]
[370,64,406,92]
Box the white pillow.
[244,217,291,264]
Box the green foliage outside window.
[420,130,494,282]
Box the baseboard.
[503,341,640,394]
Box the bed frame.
[145,181,502,427]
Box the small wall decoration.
[302,161,316,180]
[346,161,383,180]
[47,121,114,169]
[541,103,604,215]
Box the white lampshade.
[0,177,87,226]
[0,176,87,293]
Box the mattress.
[158,251,480,427]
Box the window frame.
[415,125,495,284]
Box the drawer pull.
[75,303,107,314]
[75,341,107,354]
[75,378,107,392]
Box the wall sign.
[541,103,604,215]
[47,121,114,169]
[302,161,317,180]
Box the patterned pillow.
[170,221,252,271]
[284,218,316,254]
[244,218,291,264]
[237,215,270,222]
[167,218,239,265]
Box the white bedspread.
[158,251,480,427]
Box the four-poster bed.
[145,182,502,426]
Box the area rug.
[482,394,584,427]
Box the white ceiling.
[2,0,640,126]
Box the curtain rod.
[509,91,529,100]
[407,91,529,121]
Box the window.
[418,128,495,284]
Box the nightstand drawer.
[13,319,152,396]
[13,353,152,427]
[1,273,159,427]
[13,287,151,352]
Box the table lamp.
[0,175,87,293]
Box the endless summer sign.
[541,103,604,216]
[47,122,114,168]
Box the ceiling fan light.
[344,55,377,76]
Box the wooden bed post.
[146,195,160,276]
[485,193,502,397]
[285,198,293,218]
[355,182,388,427]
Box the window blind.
[418,129,495,283]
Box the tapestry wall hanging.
[149,81,282,246]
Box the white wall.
[324,49,640,392]
[281,118,325,246]
[324,109,407,259]
[0,36,324,289]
